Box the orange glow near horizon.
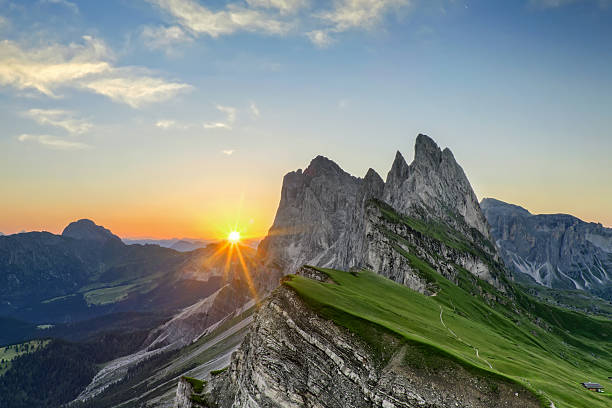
[211,222,260,303]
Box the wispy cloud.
[222,149,235,155]
[205,104,237,129]
[38,0,79,13]
[308,0,410,45]
[144,0,414,48]
[17,134,91,150]
[147,0,292,38]
[216,104,237,122]
[249,101,260,117]
[141,25,193,53]
[24,109,92,135]
[0,15,9,31]
[0,36,111,96]
[156,119,176,129]
[204,122,232,130]
[0,36,191,107]
[83,75,191,108]
[246,0,309,14]
[307,29,333,47]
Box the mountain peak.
[480,198,531,217]
[386,150,409,184]
[364,168,383,184]
[414,133,443,166]
[304,155,344,177]
[62,219,121,244]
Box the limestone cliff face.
[256,156,383,288]
[482,198,612,297]
[360,202,505,294]
[176,378,195,408]
[258,134,501,292]
[383,135,493,245]
[205,269,539,408]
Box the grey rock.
[206,268,539,408]
[258,134,501,292]
[176,378,195,408]
[256,155,368,288]
[481,198,612,296]
[383,134,492,243]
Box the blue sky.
[0,0,611,237]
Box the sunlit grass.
[285,266,612,408]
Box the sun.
[228,230,241,244]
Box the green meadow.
[285,266,612,408]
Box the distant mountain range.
[0,219,256,325]
[121,238,213,252]
[123,237,262,251]
[481,198,612,301]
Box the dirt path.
[439,305,493,369]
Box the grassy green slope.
[285,266,612,408]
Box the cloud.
[147,0,292,37]
[0,37,111,96]
[203,104,237,129]
[17,133,91,150]
[141,25,193,52]
[39,0,79,13]
[307,29,333,47]
[24,108,92,135]
[246,0,309,14]
[222,149,235,155]
[216,104,237,122]
[155,119,177,129]
[204,122,232,129]
[0,36,191,107]
[83,75,191,108]
[308,0,410,45]
[249,101,260,117]
[0,15,9,30]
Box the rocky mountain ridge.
[481,198,612,300]
[257,134,502,294]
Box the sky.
[0,0,611,239]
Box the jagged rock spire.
[414,133,443,167]
[258,133,498,291]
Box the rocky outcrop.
[176,377,207,408]
[359,202,505,293]
[383,135,493,246]
[481,198,612,298]
[257,134,501,292]
[205,269,539,408]
[176,377,195,408]
[256,155,375,288]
